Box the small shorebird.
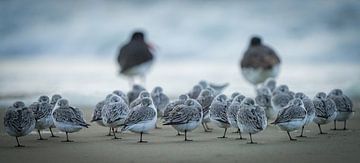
[240,36,281,86]
[52,99,90,142]
[49,94,62,137]
[151,86,170,117]
[4,101,36,147]
[163,99,203,141]
[313,92,337,134]
[113,90,129,105]
[127,84,146,103]
[271,85,294,113]
[29,95,53,140]
[91,100,113,136]
[255,87,276,120]
[117,31,154,87]
[271,98,307,141]
[121,97,157,143]
[210,94,231,138]
[227,94,246,139]
[295,92,315,137]
[237,98,267,144]
[261,78,277,93]
[196,89,215,132]
[327,89,354,130]
[187,84,203,99]
[101,95,130,139]
[163,94,189,136]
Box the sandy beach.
[0,101,359,163]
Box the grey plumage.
[151,86,170,117]
[163,99,202,125]
[53,99,89,128]
[4,101,36,147]
[127,84,146,103]
[256,87,276,120]
[197,88,215,132]
[263,78,276,92]
[30,95,53,140]
[327,89,353,112]
[313,92,336,119]
[236,98,267,143]
[113,90,129,105]
[227,94,246,128]
[130,91,151,108]
[210,94,230,125]
[91,100,105,122]
[294,92,315,137]
[101,96,129,126]
[187,84,202,99]
[121,98,156,131]
[163,94,188,121]
[272,99,306,124]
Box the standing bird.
[4,101,36,147]
[49,94,62,137]
[237,98,267,144]
[130,91,154,109]
[240,36,281,86]
[163,99,203,141]
[127,84,146,104]
[227,94,246,139]
[271,85,294,113]
[327,89,354,130]
[187,85,203,99]
[52,99,90,142]
[113,90,129,105]
[313,92,337,134]
[271,98,307,141]
[91,100,112,136]
[163,94,189,135]
[210,94,231,138]
[101,95,130,139]
[295,92,315,137]
[255,87,276,120]
[121,97,157,143]
[151,86,170,117]
[29,95,53,140]
[197,89,215,132]
[117,31,154,87]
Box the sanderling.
[237,98,267,144]
[228,92,240,104]
[210,94,231,138]
[113,90,129,105]
[4,101,36,147]
[49,94,62,137]
[117,31,154,86]
[121,97,157,143]
[91,100,113,136]
[313,92,337,134]
[255,87,276,120]
[327,89,354,130]
[271,98,307,141]
[262,78,277,93]
[163,94,189,135]
[271,85,294,113]
[295,92,315,137]
[240,36,281,85]
[52,99,90,142]
[188,84,203,99]
[29,95,53,140]
[130,91,155,109]
[163,99,203,141]
[197,89,215,132]
[227,94,246,139]
[151,86,170,117]
[101,95,130,139]
[127,84,146,103]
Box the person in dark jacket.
[117,31,154,86]
[240,36,281,86]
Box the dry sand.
[1,103,360,163]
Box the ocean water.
[1,0,360,107]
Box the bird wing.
[124,106,156,126]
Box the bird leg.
[297,126,307,137]
[37,130,47,140]
[287,131,297,141]
[205,123,213,130]
[112,128,121,139]
[138,132,148,143]
[15,137,25,147]
[218,128,228,138]
[247,133,257,144]
[202,123,212,132]
[331,120,337,130]
[184,130,193,141]
[107,127,113,136]
[343,121,347,130]
[62,132,74,142]
[236,128,246,140]
[318,124,327,134]
[49,127,59,137]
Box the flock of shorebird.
[3,79,354,147]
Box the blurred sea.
[0,0,360,107]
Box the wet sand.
[0,103,360,163]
